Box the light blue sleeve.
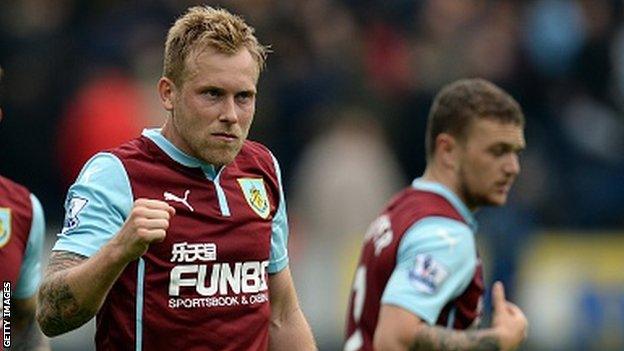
[268,153,289,274]
[13,194,45,299]
[53,153,133,257]
[381,217,477,325]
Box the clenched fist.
[110,199,176,262]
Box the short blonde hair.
[163,6,268,85]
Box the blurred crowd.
[2,0,623,226]
[1,0,624,350]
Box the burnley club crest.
[237,178,270,219]
[0,208,11,247]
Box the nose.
[503,153,521,176]
[218,96,238,123]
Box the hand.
[491,281,528,351]
[111,199,175,262]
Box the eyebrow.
[236,89,256,96]
[490,142,525,152]
[200,85,256,95]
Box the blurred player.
[344,78,528,351]
[36,6,316,350]
[0,67,49,350]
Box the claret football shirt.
[54,128,289,351]
[345,179,484,351]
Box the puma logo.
[434,228,459,251]
[164,190,194,212]
[82,166,101,182]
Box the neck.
[421,165,455,192]
[421,164,476,211]
[161,118,193,157]
[160,119,224,169]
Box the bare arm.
[37,199,175,337]
[375,305,500,351]
[409,327,500,351]
[268,267,317,351]
[374,282,527,351]
[36,248,128,336]
[11,295,50,351]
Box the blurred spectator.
[523,0,586,78]
[55,71,147,186]
[289,107,404,350]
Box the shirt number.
[344,265,366,351]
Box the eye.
[489,145,506,157]
[201,88,223,99]
[236,91,255,104]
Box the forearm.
[409,326,500,351]
[11,298,50,351]
[37,244,130,336]
[12,315,50,351]
[269,305,316,351]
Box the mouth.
[495,180,513,194]
[211,132,238,142]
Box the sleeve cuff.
[380,296,439,326]
[268,255,288,274]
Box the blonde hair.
[163,6,268,85]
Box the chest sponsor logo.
[237,178,270,219]
[168,241,269,309]
[0,208,11,247]
[408,254,449,294]
[61,196,88,234]
[171,242,216,262]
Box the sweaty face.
[456,118,525,209]
[163,47,258,167]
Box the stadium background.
[1,0,623,350]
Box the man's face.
[163,47,258,167]
[456,118,525,208]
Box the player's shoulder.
[0,175,36,238]
[0,174,30,195]
[409,216,473,240]
[392,188,455,210]
[71,152,129,189]
[398,216,476,263]
[240,139,273,158]
[104,135,151,160]
[381,188,466,241]
[390,188,462,220]
[237,140,278,169]
[0,174,32,206]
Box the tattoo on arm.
[410,326,500,351]
[37,251,92,337]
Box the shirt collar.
[142,128,218,179]
[411,177,478,231]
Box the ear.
[158,77,176,111]
[436,133,459,169]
